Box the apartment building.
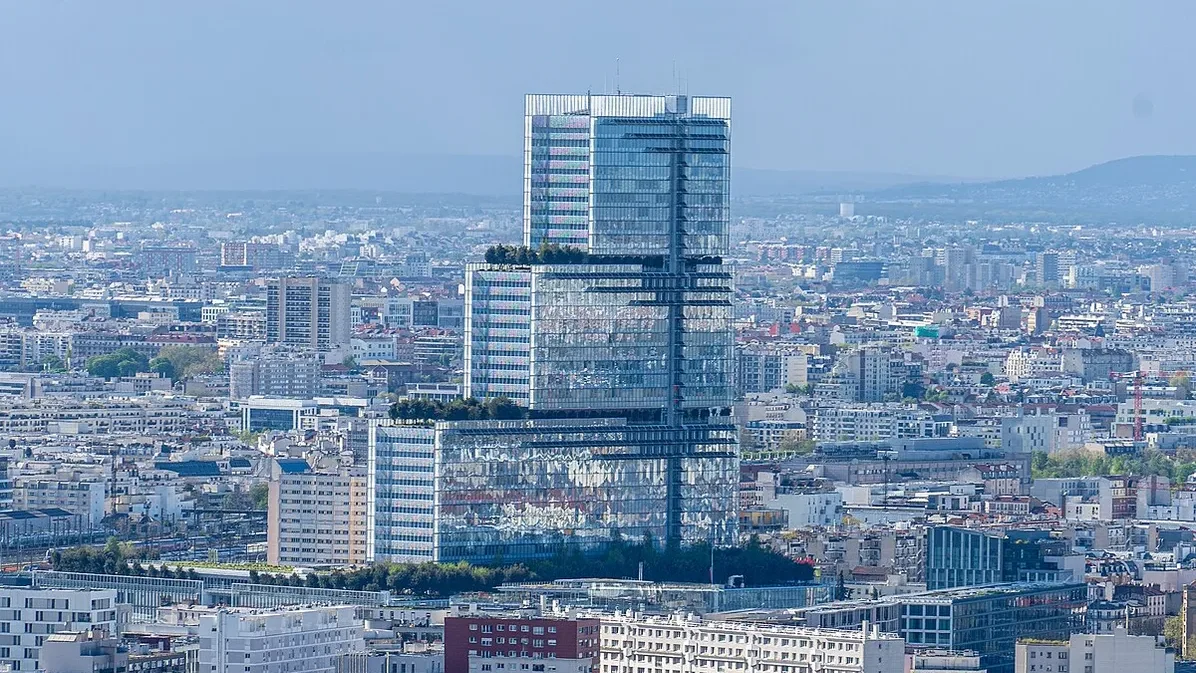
[266,277,351,352]
[229,347,323,400]
[813,405,949,442]
[267,458,368,567]
[1014,626,1172,673]
[0,399,189,435]
[0,587,122,672]
[596,613,903,673]
[198,606,364,673]
[11,478,105,525]
[444,615,600,673]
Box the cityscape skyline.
[0,6,1193,672]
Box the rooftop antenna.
[616,58,621,94]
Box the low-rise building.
[445,614,600,673]
[597,612,904,673]
[1014,626,1173,673]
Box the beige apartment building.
[267,458,368,567]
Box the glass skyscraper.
[471,93,734,418]
[370,94,737,563]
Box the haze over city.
[1,4,1196,673]
[1,1,1194,188]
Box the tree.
[979,372,995,386]
[778,436,816,457]
[149,357,176,381]
[156,345,223,380]
[1172,372,1192,400]
[342,356,359,372]
[41,354,68,373]
[390,396,527,422]
[1163,616,1195,658]
[249,483,270,510]
[86,347,149,379]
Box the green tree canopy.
[86,347,149,379]
[390,396,527,422]
[156,345,224,380]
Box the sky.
[0,1,1193,187]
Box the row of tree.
[51,539,201,580]
[389,396,526,422]
[53,536,813,597]
[484,243,588,265]
[1030,448,1196,483]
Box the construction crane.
[1111,369,1191,441]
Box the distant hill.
[864,155,1196,223]
[5,152,1192,224]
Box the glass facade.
[926,526,1003,590]
[432,418,738,563]
[367,423,436,562]
[926,526,1065,590]
[523,93,731,254]
[590,115,729,257]
[464,267,532,403]
[526,111,591,249]
[900,583,1088,673]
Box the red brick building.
[444,615,600,673]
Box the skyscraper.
[447,93,737,556]
[370,94,738,564]
[470,93,734,417]
[265,277,351,352]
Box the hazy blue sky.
[0,1,1193,185]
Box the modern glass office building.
[795,582,1088,673]
[367,423,436,562]
[899,582,1088,673]
[424,93,741,560]
[471,93,735,417]
[926,526,1077,590]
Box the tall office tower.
[472,93,733,414]
[448,93,737,558]
[266,277,351,352]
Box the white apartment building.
[199,606,364,673]
[1014,626,1172,673]
[596,613,904,673]
[0,399,189,435]
[267,460,368,567]
[11,479,105,525]
[813,406,947,442]
[1116,398,1196,429]
[1004,348,1061,383]
[0,587,122,672]
[767,491,844,528]
[229,348,323,400]
[350,337,398,361]
[736,346,815,394]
